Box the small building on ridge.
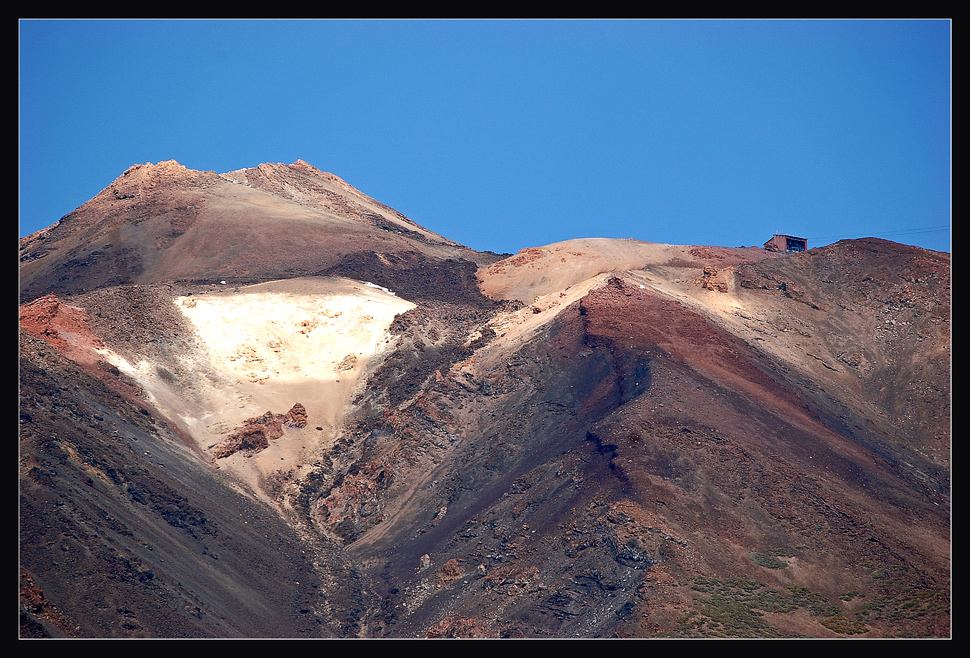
[764,234,808,253]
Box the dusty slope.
[477,238,772,302]
[476,239,777,365]
[479,237,950,489]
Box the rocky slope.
[19,161,950,638]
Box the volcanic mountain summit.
[19,160,950,638]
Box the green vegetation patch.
[680,578,865,638]
[680,578,800,637]
[859,585,950,624]
[820,615,869,635]
[749,551,788,569]
[681,562,949,638]
[788,585,841,617]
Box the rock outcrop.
[212,403,308,459]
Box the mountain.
[19,161,950,638]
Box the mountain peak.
[289,158,324,174]
[18,159,490,303]
[18,158,950,639]
[112,159,196,186]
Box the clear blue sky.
[19,19,951,254]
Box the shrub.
[820,615,869,635]
[750,552,787,569]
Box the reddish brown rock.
[695,265,729,292]
[18,294,105,366]
[284,402,307,428]
[212,403,306,459]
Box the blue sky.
[19,19,950,254]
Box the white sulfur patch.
[176,286,411,385]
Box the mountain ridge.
[19,160,950,638]
[18,160,499,304]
